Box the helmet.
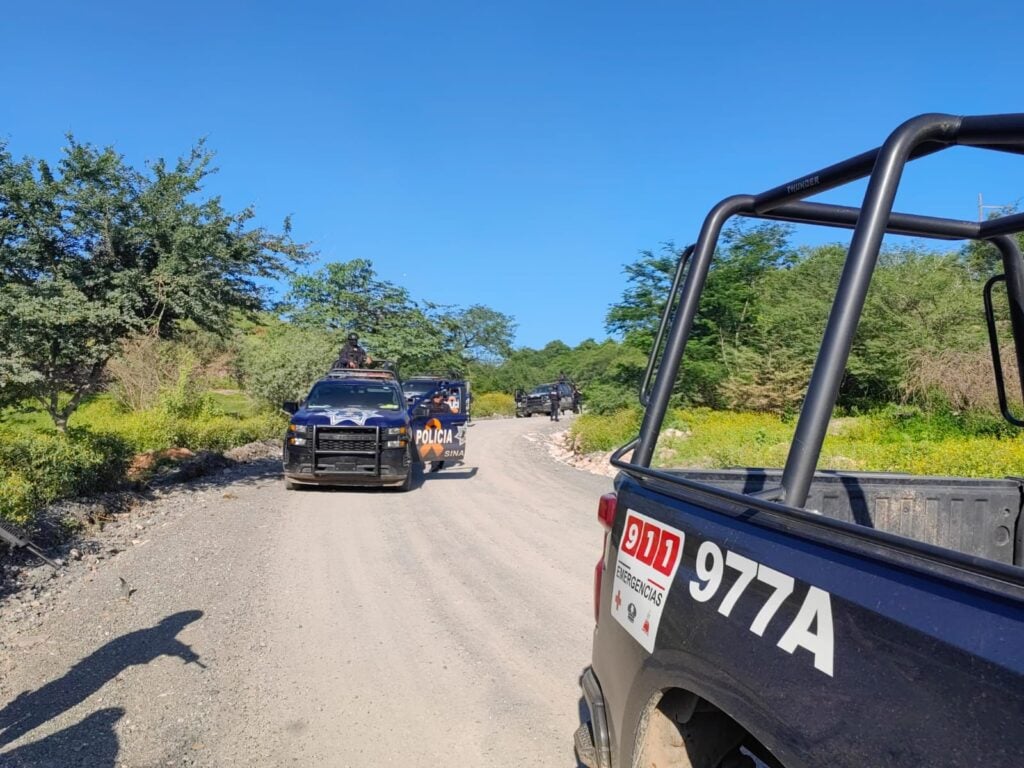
[347,333,358,343]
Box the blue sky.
[2,1,1022,348]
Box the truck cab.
[576,113,1024,768]
[281,368,416,491]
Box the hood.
[292,406,409,428]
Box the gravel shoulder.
[0,415,613,767]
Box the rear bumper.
[575,667,612,768]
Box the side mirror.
[282,401,299,415]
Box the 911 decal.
[614,511,835,676]
[610,512,685,652]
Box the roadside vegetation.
[3,137,1023,536]
[566,406,1024,478]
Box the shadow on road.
[0,610,204,748]
[424,466,479,480]
[148,458,283,494]
[0,707,124,768]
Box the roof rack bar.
[752,200,980,240]
[752,137,955,215]
[779,114,963,508]
[980,210,1024,239]
[634,195,755,467]
[958,114,1024,146]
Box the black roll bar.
[632,112,1024,510]
[640,245,694,407]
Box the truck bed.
[663,468,1022,566]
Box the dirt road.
[0,415,613,767]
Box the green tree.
[0,138,307,430]
[286,259,452,374]
[236,316,338,406]
[750,244,981,409]
[286,260,516,376]
[605,242,681,351]
[436,304,516,364]
[606,222,794,406]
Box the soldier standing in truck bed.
[336,333,371,369]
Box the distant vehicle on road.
[515,381,580,417]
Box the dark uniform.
[549,386,561,421]
[428,392,452,415]
[336,334,369,369]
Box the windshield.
[530,385,553,396]
[402,381,440,398]
[305,381,402,410]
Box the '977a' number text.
[687,538,834,676]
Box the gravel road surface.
[0,415,613,767]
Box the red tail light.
[594,493,617,622]
[597,492,617,530]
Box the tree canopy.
[0,138,308,429]
[282,259,516,378]
[602,223,1006,414]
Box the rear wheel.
[633,691,769,768]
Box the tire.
[394,470,412,492]
[284,478,299,491]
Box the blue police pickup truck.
[576,113,1024,768]
[281,368,467,491]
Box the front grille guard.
[311,424,382,475]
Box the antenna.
[978,192,1014,222]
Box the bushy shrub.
[580,382,637,415]
[78,393,283,454]
[0,428,131,530]
[472,392,515,418]
[0,472,35,528]
[569,405,1024,478]
[568,408,643,453]
[0,380,287,532]
[167,412,284,451]
[106,335,182,411]
[237,320,337,407]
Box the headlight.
[289,424,309,434]
[288,437,308,446]
[385,426,408,436]
[385,439,407,448]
